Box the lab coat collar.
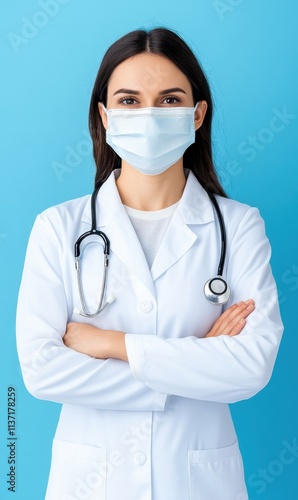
[81,169,215,288]
[151,170,215,280]
[176,169,214,225]
[81,169,214,227]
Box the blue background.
[1,0,297,498]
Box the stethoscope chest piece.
[204,276,231,305]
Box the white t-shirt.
[124,201,179,269]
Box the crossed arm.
[63,299,255,361]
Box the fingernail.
[246,303,255,309]
[245,299,254,304]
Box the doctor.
[17,28,283,500]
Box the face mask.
[102,104,198,175]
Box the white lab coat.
[16,169,283,500]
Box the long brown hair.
[89,28,227,197]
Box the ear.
[194,100,208,131]
[98,103,108,130]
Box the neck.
[116,161,186,211]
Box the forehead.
[107,53,192,94]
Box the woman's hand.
[205,300,255,338]
[63,322,128,361]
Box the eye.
[162,96,181,105]
[118,97,139,106]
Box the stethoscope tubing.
[74,184,230,316]
[208,194,226,278]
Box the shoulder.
[40,194,90,220]
[34,194,91,240]
[215,194,253,214]
[215,194,262,222]
[214,195,267,242]
[187,170,262,225]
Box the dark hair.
[89,27,227,197]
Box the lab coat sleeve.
[125,207,284,404]
[16,214,167,411]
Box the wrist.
[107,331,128,362]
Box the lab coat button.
[139,300,153,313]
[133,452,147,466]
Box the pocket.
[45,439,107,500]
[188,441,248,500]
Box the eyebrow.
[113,87,187,96]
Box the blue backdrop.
[1,1,297,498]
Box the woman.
[17,28,283,500]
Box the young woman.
[17,28,283,500]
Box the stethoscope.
[74,186,231,317]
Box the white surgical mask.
[102,104,198,175]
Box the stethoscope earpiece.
[204,276,231,305]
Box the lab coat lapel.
[81,170,214,292]
[81,171,156,298]
[151,171,215,281]
[105,211,156,297]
